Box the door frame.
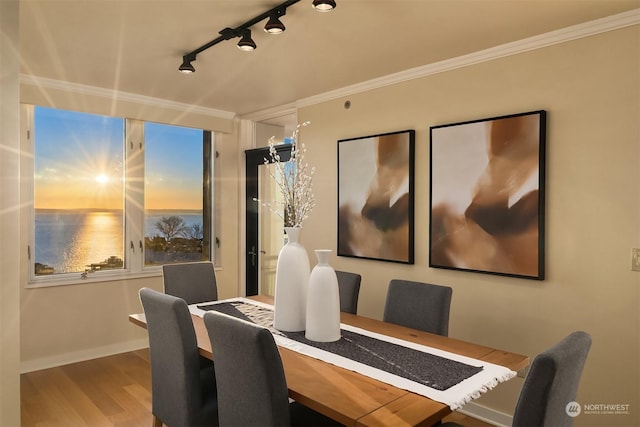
[244,144,292,296]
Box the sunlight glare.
[95,174,109,184]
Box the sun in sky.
[95,174,109,184]
[34,106,204,211]
[34,107,125,210]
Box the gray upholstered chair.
[162,261,218,305]
[203,311,342,427]
[382,279,453,336]
[335,270,361,314]
[512,331,592,427]
[442,331,592,427]
[139,287,218,427]
[163,261,218,372]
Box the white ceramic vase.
[273,227,309,332]
[305,249,341,342]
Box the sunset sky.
[34,107,203,211]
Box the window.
[143,122,212,266]
[28,106,214,284]
[33,107,125,277]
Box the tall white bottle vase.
[273,227,309,332]
[305,249,341,342]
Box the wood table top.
[129,295,528,426]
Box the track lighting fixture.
[312,0,336,12]
[237,29,257,51]
[177,0,336,73]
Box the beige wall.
[0,0,22,425]
[212,120,242,300]
[297,26,639,425]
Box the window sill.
[26,268,163,289]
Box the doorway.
[245,144,292,296]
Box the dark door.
[245,145,292,296]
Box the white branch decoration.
[255,121,315,228]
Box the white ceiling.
[19,0,639,117]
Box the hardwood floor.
[21,350,153,427]
[20,350,494,427]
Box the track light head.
[237,29,257,51]
[178,55,196,73]
[312,0,336,12]
[264,13,286,34]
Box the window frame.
[24,105,216,287]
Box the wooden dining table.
[129,295,529,427]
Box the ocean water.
[35,210,203,274]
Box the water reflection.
[36,211,124,275]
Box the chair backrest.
[513,331,592,427]
[203,311,291,427]
[139,287,209,427]
[162,261,218,305]
[335,270,361,314]
[382,279,453,336]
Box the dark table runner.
[198,300,482,391]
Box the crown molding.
[19,74,236,120]
[241,102,298,123]
[295,8,640,109]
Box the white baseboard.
[20,338,149,374]
[458,402,513,427]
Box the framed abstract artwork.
[429,110,546,280]
[338,129,415,264]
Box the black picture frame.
[338,129,415,264]
[429,110,546,280]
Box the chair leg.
[152,415,163,427]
